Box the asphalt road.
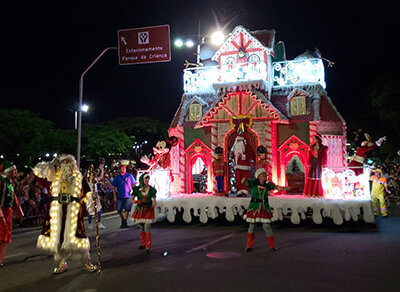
[1,207,400,292]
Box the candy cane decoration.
[309,121,317,144]
[178,126,185,193]
[211,123,218,193]
[265,121,272,180]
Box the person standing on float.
[303,135,328,197]
[243,168,288,252]
[130,173,156,253]
[0,161,24,267]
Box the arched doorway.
[186,139,212,194]
[278,135,309,193]
[224,129,259,193]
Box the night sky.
[1,0,398,130]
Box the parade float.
[149,25,374,225]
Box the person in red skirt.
[130,173,157,253]
[303,135,328,197]
[243,168,288,252]
[0,161,24,267]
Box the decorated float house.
[168,25,347,196]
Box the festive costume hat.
[1,161,15,174]
[255,168,267,179]
[139,173,150,187]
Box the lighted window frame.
[189,102,203,121]
[289,95,307,116]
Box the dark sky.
[1,0,398,130]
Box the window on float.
[189,102,202,121]
[289,95,307,116]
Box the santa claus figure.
[33,154,98,274]
[349,134,386,176]
[140,137,178,199]
[232,136,252,196]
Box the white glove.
[140,155,150,165]
[375,136,386,147]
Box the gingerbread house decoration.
[169,25,346,194]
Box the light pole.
[77,46,117,168]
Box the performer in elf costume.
[0,161,24,267]
[33,154,98,274]
[130,173,157,253]
[243,168,289,252]
[349,133,386,176]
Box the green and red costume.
[131,185,157,223]
[0,175,20,243]
[244,179,275,223]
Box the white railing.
[183,62,267,93]
[183,58,326,94]
[272,58,326,88]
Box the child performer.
[243,168,289,252]
[130,173,157,253]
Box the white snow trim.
[133,219,155,224]
[269,195,375,225]
[155,194,375,225]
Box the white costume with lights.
[33,155,97,273]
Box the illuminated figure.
[349,134,386,176]
[33,154,98,274]
[0,161,24,267]
[212,146,227,194]
[232,135,252,196]
[130,173,157,253]
[140,137,178,199]
[303,135,328,197]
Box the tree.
[0,108,56,167]
[80,124,133,166]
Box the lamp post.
[77,47,117,168]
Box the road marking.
[185,234,234,254]
[5,252,26,259]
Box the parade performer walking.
[243,168,288,252]
[112,163,136,228]
[349,134,386,175]
[370,168,391,217]
[33,154,98,274]
[0,161,24,267]
[130,173,156,253]
[303,135,328,197]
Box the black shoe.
[120,222,128,228]
[383,215,388,218]
[244,247,252,252]
[271,247,278,251]
[0,262,4,267]
[145,248,151,254]
[138,245,145,250]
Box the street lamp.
[77,46,117,168]
[74,104,89,130]
[173,30,225,64]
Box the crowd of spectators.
[381,159,400,206]
[12,158,138,227]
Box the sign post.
[118,24,171,65]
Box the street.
[1,208,400,292]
